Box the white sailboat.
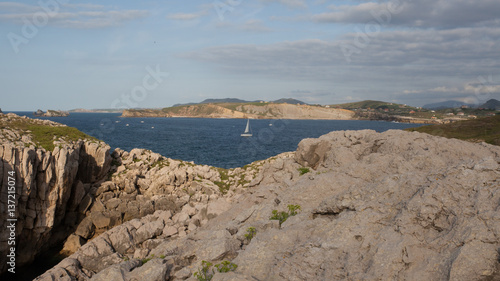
[241,119,252,137]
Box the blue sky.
[1,0,499,111]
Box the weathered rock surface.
[58,145,264,255]
[35,129,500,280]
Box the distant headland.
[33,109,69,117]
[121,98,355,120]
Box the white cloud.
[259,0,307,8]
[0,3,149,28]
[62,3,107,10]
[312,0,500,28]
[184,26,500,77]
[216,19,272,32]
[0,2,39,12]
[399,79,500,105]
[167,12,203,21]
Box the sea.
[11,112,424,169]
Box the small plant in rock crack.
[270,204,301,227]
[194,260,214,281]
[194,260,238,280]
[215,260,238,273]
[244,227,257,241]
[298,167,310,175]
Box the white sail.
[244,119,250,133]
[241,119,252,137]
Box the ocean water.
[12,112,423,169]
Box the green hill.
[331,100,411,110]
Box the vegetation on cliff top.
[405,115,500,146]
[0,114,97,151]
[29,125,97,151]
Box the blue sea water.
[12,112,423,169]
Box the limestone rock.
[135,219,164,244]
[207,198,232,220]
[75,217,96,239]
[61,234,85,256]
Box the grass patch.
[405,115,500,146]
[237,173,250,186]
[214,168,230,194]
[214,180,231,195]
[28,125,97,151]
[151,159,170,169]
[1,116,98,151]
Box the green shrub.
[215,261,238,273]
[244,227,257,241]
[287,204,301,216]
[194,260,238,280]
[298,167,310,175]
[270,204,301,227]
[194,260,214,281]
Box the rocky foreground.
[2,113,500,280]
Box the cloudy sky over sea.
[1,0,500,110]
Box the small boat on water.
[241,119,252,137]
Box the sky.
[1,0,500,111]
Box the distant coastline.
[30,98,498,124]
[69,108,123,113]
